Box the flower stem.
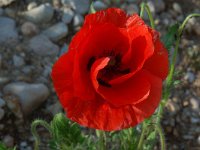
[137,122,146,150]
[156,13,200,124]
[89,0,96,13]
[96,130,106,150]
[31,119,52,150]
[140,2,155,29]
[155,124,166,150]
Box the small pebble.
[29,34,59,56]
[4,8,16,18]
[3,82,50,115]
[93,1,107,11]
[198,136,200,145]
[173,3,182,14]
[22,3,54,23]
[3,135,14,148]
[73,14,84,27]
[13,55,25,67]
[0,98,5,107]
[0,54,2,69]
[27,2,37,10]
[184,71,195,83]
[21,22,39,37]
[190,98,199,111]
[0,17,19,45]
[62,8,74,24]
[42,22,68,42]
[0,8,3,16]
[0,108,5,120]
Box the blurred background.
[0,0,200,149]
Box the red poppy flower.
[51,8,169,131]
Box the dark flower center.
[87,54,130,87]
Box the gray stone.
[13,55,25,67]
[143,1,155,20]
[62,0,89,14]
[59,43,68,56]
[0,8,3,15]
[126,4,139,15]
[194,23,200,36]
[93,1,107,11]
[4,94,23,118]
[47,102,62,116]
[198,136,200,145]
[29,35,59,56]
[0,0,16,7]
[22,3,54,23]
[53,0,61,8]
[173,3,182,14]
[3,82,49,115]
[4,8,16,18]
[42,22,68,42]
[0,77,10,86]
[0,108,4,120]
[73,14,84,27]
[27,2,37,10]
[0,98,5,107]
[21,22,38,37]
[62,8,74,24]
[43,65,52,77]
[150,0,165,13]
[0,54,2,69]
[0,17,18,45]
[190,97,199,111]
[3,135,14,148]
[184,71,195,83]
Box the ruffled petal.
[73,24,129,100]
[144,29,169,80]
[84,8,128,28]
[132,70,162,122]
[110,30,154,85]
[51,51,74,96]
[91,68,151,107]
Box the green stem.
[137,122,147,150]
[31,119,52,150]
[89,0,96,13]
[96,130,106,150]
[140,2,155,29]
[155,124,166,150]
[140,3,145,18]
[156,13,200,124]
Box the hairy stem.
[140,2,155,29]
[155,124,166,150]
[96,130,106,150]
[137,123,146,150]
[31,120,51,150]
[157,13,200,124]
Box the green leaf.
[49,113,86,150]
[0,142,16,150]
[162,24,179,50]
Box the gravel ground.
[0,0,200,149]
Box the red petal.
[132,70,162,122]
[63,71,161,131]
[90,57,110,90]
[144,29,169,80]
[84,8,128,28]
[91,69,151,107]
[51,51,74,96]
[110,31,154,85]
[73,24,129,100]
